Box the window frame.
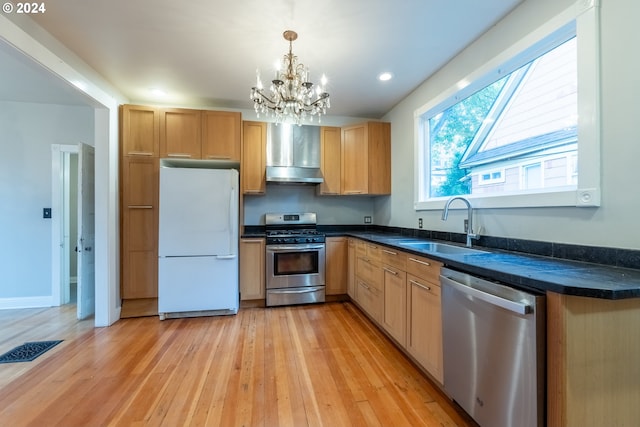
[413,0,601,211]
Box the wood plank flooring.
[0,302,474,427]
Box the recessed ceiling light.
[150,88,167,97]
[378,72,393,82]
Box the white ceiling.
[2,0,523,118]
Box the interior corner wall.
[0,101,94,305]
[381,0,640,250]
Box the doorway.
[52,143,95,320]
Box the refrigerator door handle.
[216,254,237,260]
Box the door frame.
[51,144,80,306]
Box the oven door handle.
[266,244,325,252]
[268,286,325,294]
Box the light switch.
[43,208,52,219]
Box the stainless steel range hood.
[266,123,324,184]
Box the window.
[414,1,600,210]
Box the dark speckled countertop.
[344,232,640,300]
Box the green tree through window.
[429,77,507,197]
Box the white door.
[77,143,95,320]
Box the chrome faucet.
[441,196,479,247]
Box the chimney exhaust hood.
[266,123,324,185]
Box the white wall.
[0,101,93,302]
[380,0,640,250]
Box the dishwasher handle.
[440,274,532,315]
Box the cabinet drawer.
[356,257,381,289]
[406,254,442,284]
[357,279,382,323]
[365,242,381,262]
[380,247,407,271]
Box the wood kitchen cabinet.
[202,110,242,161]
[381,247,408,346]
[120,157,159,301]
[120,104,160,157]
[160,107,202,159]
[239,238,265,301]
[547,292,640,427]
[317,126,342,195]
[354,240,383,323]
[349,238,444,383]
[347,238,356,298]
[341,122,391,195]
[325,236,347,295]
[242,121,266,195]
[406,254,444,384]
[120,105,161,316]
[382,264,407,346]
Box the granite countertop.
[344,232,640,300]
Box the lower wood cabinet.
[356,279,383,323]
[239,238,265,300]
[326,237,348,295]
[349,237,444,384]
[121,156,158,300]
[382,265,407,347]
[406,273,443,384]
[347,238,356,298]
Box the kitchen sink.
[396,240,487,255]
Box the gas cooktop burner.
[266,229,323,237]
[264,212,325,245]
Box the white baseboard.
[0,296,55,310]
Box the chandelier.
[250,30,330,124]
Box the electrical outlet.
[418,218,423,229]
[464,219,469,232]
[364,216,372,224]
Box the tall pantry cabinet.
[119,105,160,316]
[119,105,243,317]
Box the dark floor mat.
[0,340,63,364]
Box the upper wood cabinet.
[202,111,242,161]
[120,104,159,157]
[242,121,267,195]
[341,121,391,195]
[160,108,202,159]
[318,126,342,196]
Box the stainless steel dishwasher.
[440,267,545,427]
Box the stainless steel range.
[265,213,326,307]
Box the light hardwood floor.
[0,302,474,427]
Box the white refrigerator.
[158,167,239,319]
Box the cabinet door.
[382,266,407,346]
[202,110,241,161]
[326,237,347,295]
[121,157,158,299]
[347,238,356,298]
[120,104,159,157]
[407,274,443,383]
[356,279,383,323]
[318,126,342,195]
[239,238,265,300]
[367,121,391,195]
[242,121,266,195]
[341,124,368,195]
[160,108,202,158]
